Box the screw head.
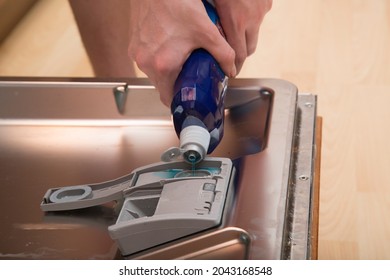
[298,175,310,181]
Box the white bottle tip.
[180,125,210,163]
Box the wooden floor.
[1,0,390,259]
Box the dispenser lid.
[40,157,234,257]
[108,157,234,256]
[40,173,134,212]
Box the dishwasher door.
[0,78,318,260]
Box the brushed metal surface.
[0,78,316,259]
[282,94,318,260]
[135,227,251,260]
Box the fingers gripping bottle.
[161,0,228,165]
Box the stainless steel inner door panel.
[0,78,318,259]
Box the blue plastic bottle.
[162,0,228,164]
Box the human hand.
[214,0,272,72]
[128,0,236,106]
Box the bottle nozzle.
[182,144,204,164]
[179,123,210,164]
[161,118,210,164]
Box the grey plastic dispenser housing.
[41,157,235,256]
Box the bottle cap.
[180,125,210,164]
[161,121,210,164]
